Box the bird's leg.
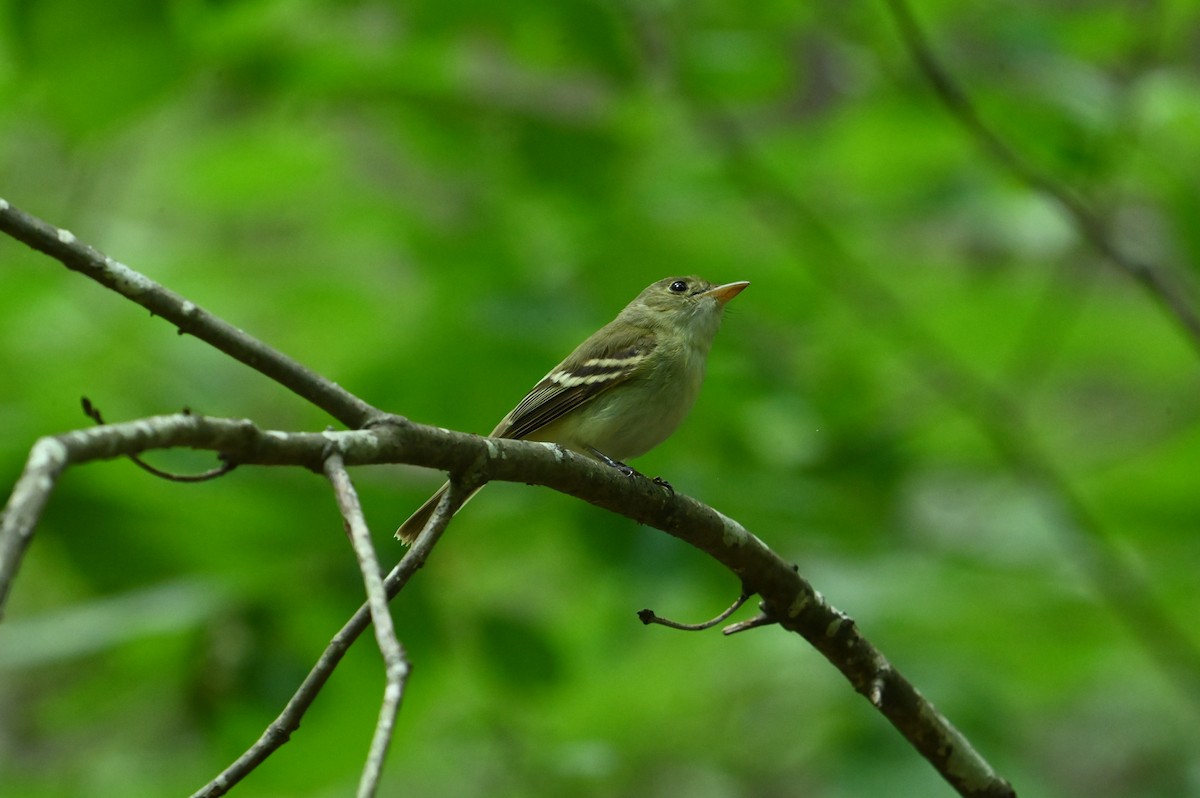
[587,446,642,479]
[587,447,673,494]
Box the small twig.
[323,454,407,798]
[82,397,235,483]
[722,612,777,636]
[638,592,750,631]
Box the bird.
[396,275,749,543]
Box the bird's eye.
[669,280,688,293]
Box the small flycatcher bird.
[396,275,749,543]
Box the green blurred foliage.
[2,0,1199,796]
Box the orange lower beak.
[703,281,750,305]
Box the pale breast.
[550,341,707,461]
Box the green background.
[2,1,1199,796]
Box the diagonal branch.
[188,476,474,798]
[882,0,1200,357]
[649,34,1200,717]
[0,197,383,428]
[324,454,408,798]
[0,438,70,613]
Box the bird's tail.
[395,482,483,544]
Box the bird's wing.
[493,329,655,441]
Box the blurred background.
[2,1,1199,796]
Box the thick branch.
[0,414,1013,797]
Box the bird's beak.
[702,281,750,306]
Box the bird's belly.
[563,369,701,461]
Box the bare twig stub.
[638,591,749,631]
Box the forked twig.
[188,476,475,798]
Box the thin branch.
[0,415,261,615]
[323,454,407,798]
[0,197,383,428]
[722,612,778,636]
[82,397,235,482]
[0,438,69,616]
[190,478,474,798]
[882,0,1200,358]
[638,592,750,631]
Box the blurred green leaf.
[3,1,1199,796]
